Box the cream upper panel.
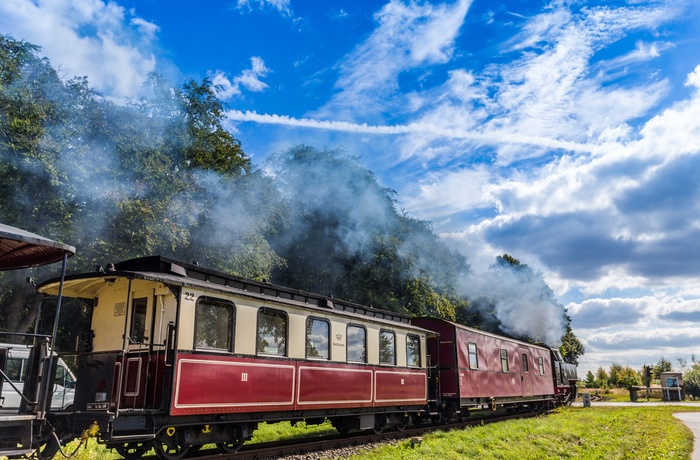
[90,278,177,352]
[91,281,130,352]
[177,288,427,368]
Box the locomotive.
[3,250,577,459]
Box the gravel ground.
[264,438,403,460]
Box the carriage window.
[130,297,147,343]
[195,297,234,351]
[379,330,396,365]
[406,334,421,367]
[257,308,287,356]
[538,357,545,375]
[468,342,478,370]
[347,325,366,363]
[500,349,509,372]
[306,318,329,359]
[522,353,529,373]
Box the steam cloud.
[459,267,567,346]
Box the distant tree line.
[0,35,584,364]
[583,356,700,396]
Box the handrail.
[0,332,52,340]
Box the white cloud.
[687,65,700,89]
[212,57,270,100]
[401,166,494,221]
[236,0,292,16]
[0,0,159,99]
[313,0,472,121]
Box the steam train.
[0,229,577,460]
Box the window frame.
[406,334,421,367]
[379,329,396,366]
[538,356,545,375]
[346,324,367,363]
[522,353,529,373]
[305,316,330,360]
[194,296,235,352]
[468,342,479,370]
[130,297,148,344]
[500,349,509,372]
[256,307,288,357]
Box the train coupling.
[80,421,100,445]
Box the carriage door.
[519,348,533,397]
[119,290,154,410]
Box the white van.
[0,343,76,411]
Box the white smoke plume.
[459,265,567,346]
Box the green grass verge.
[7,406,697,459]
[341,406,697,460]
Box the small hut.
[660,372,684,401]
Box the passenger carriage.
[412,318,573,419]
[38,256,430,459]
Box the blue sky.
[2,0,700,376]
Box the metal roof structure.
[0,223,76,270]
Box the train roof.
[413,316,554,351]
[0,223,76,270]
[38,255,425,329]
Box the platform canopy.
[0,223,76,270]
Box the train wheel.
[153,440,190,460]
[396,414,409,431]
[216,441,244,453]
[115,442,149,459]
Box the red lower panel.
[171,354,428,416]
[172,355,295,415]
[297,365,373,407]
[375,369,427,404]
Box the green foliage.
[0,35,279,339]
[654,357,673,380]
[560,320,585,365]
[587,363,641,390]
[266,145,469,320]
[683,363,700,400]
[595,366,609,388]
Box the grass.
[340,406,698,460]
[248,419,338,442]
[3,405,697,459]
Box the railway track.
[121,409,551,460]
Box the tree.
[608,363,622,388]
[560,317,585,365]
[653,357,673,381]
[266,145,469,317]
[684,363,700,400]
[618,366,641,388]
[0,35,280,341]
[595,367,609,388]
[584,371,596,388]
